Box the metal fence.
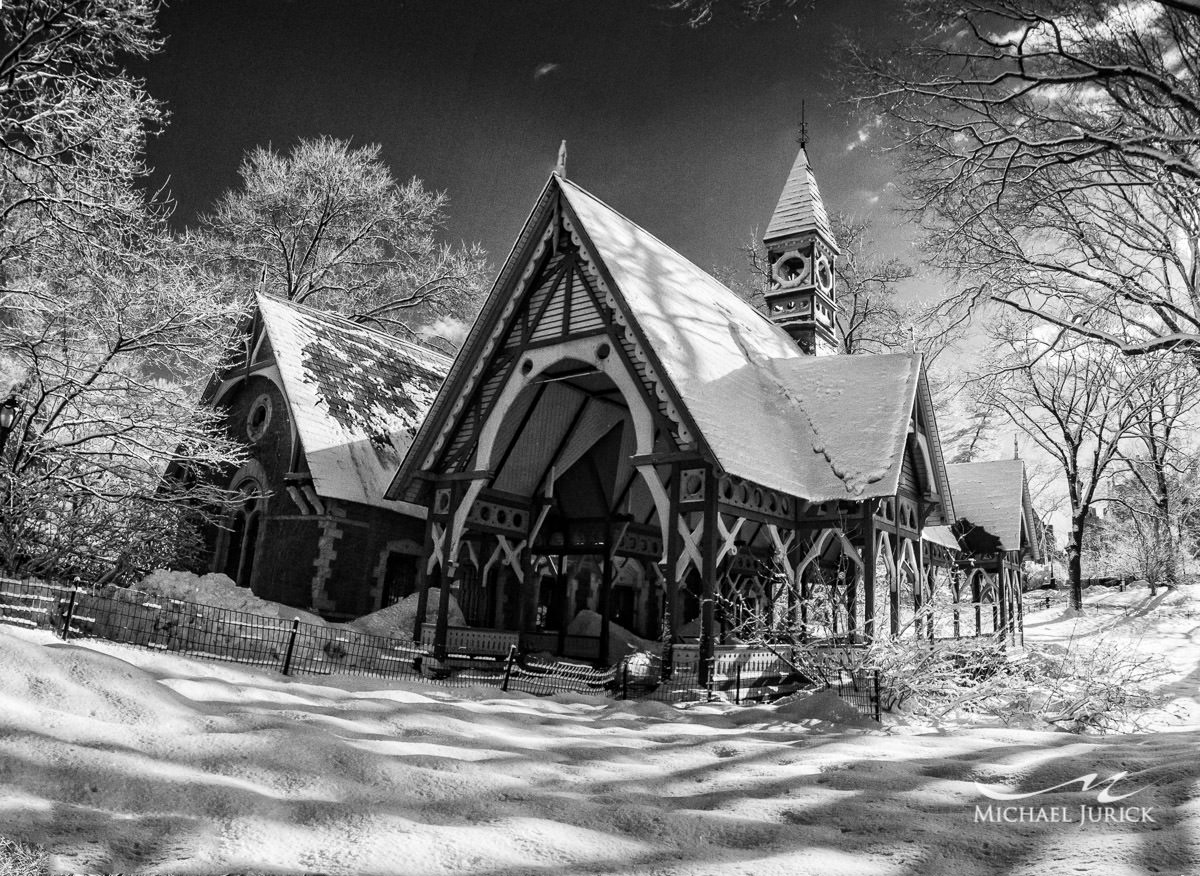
[0,579,879,720]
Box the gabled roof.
[560,176,943,502]
[763,146,839,251]
[389,174,952,506]
[944,459,1041,560]
[255,294,452,516]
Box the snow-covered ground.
[1,584,1198,875]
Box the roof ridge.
[557,178,731,293]
[256,292,454,363]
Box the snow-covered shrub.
[839,633,1170,732]
[0,836,45,876]
[999,641,1173,732]
[831,636,1007,714]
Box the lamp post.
[0,394,20,459]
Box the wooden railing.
[672,645,799,683]
[418,625,607,662]
[419,624,519,657]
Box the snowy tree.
[828,216,911,356]
[848,0,1200,364]
[0,0,162,287]
[197,137,488,347]
[974,318,1161,610]
[1104,366,1200,586]
[0,0,247,581]
[0,208,247,580]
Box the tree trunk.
[1067,515,1086,612]
[1068,549,1083,612]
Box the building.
[192,143,1041,661]
[199,295,451,618]
[945,458,1042,642]
[383,145,994,679]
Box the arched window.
[223,479,265,589]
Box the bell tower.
[762,145,840,356]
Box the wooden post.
[1017,567,1025,646]
[556,554,568,656]
[492,538,507,630]
[412,510,436,643]
[519,543,537,632]
[951,570,961,640]
[434,560,456,659]
[697,467,718,688]
[997,566,1010,649]
[891,499,901,638]
[599,534,613,666]
[662,463,682,677]
[912,541,924,642]
[432,482,466,660]
[972,571,982,636]
[844,528,858,642]
[862,508,876,643]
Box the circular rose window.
[245,393,273,441]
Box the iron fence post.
[60,588,77,641]
[501,644,516,692]
[281,618,300,675]
[622,662,629,700]
[873,667,882,722]
[734,663,742,705]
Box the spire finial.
[554,140,567,178]
[797,100,808,149]
[1013,433,1020,459]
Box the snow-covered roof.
[944,459,1040,559]
[256,294,452,516]
[922,524,962,552]
[389,174,947,506]
[763,146,839,251]
[558,178,930,502]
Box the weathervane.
[797,100,808,148]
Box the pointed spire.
[554,140,568,178]
[764,145,838,254]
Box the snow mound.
[0,628,196,732]
[605,697,683,720]
[137,569,325,625]
[567,610,657,660]
[345,588,464,641]
[772,689,876,726]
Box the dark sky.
[136,0,910,278]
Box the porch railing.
[417,624,606,663]
[418,624,519,657]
